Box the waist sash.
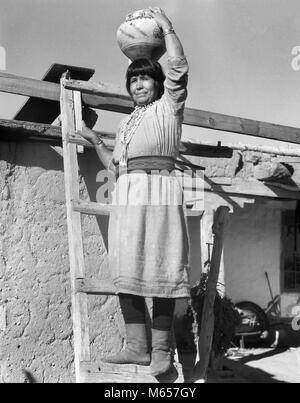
[116,156,176,178]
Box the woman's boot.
[150,329,172,376]
[102,323,150,365]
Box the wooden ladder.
[59,72,185,383]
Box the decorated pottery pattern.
[116,9,166,61]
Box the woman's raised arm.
[148,7,188,115]
[148,7,184,58]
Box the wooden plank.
[0,118,116,148]
[63,79,129,101]
[80,361,184,383]
[0,71,60,101]
[72,200,113,216]
[64,79,300,144]
[0,117,230,157]
[60,73,91,381]
[263,181,300,192]
[76,278,117,295]
[2,71,300,144]
[74,91,83,133]
[194,206,230,382]
[0,118,62,141]
[81,370,184,383]
[13,64,94,124]
[73,90,84,153]
[68,134,115,150]
[72,200,204,217]
[2,120,300,200]
[186,208,205,216]
[182,138,300,158]
[0,71,132,114]
[180,142,233,158]
[60,75,86,278]
[1,118,300,199]
[210,179,300,199]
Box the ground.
[207,347,300,383]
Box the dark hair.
[126,59,165,99]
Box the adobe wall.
[1,138,299,382]
[186,150,297,316]
[0,140,123,383]
[224,203,281,308]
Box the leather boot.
[102,323,150,366]
[150,329,172,376]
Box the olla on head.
[116,9,166,61]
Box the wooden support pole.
[194,206,230,382]
[182,137,300,158]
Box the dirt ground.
[207,347,300,383]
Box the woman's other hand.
[78,120,99,145]
[147,7,172,30]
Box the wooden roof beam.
[64,79,300,144]
[1,119,300,200]
[0,118,232,157]
[1,71,300,144]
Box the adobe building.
[1,65,300,382]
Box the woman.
[80,7,190,377]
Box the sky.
[0,0,300,147]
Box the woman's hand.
[77,120,100,145]
[147,6,183,57]
[147,7,173,30]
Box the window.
[282,211,300,291]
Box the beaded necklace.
[119,101,156,167]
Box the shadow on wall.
[77,148,110,251]
[186,215,202,286]
[23,369,38,383]
[0,140,64,172]
[223,202,281,308]
[0,139,109,250]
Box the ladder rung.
[73,200,203,217]
[80,361,184,383]
[76,278,117,295]
[72,200,113,216]
[67,134,114,150]
[186,208,204,216]
[68,135,94,147]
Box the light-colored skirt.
[108,172,190,298]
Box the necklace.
[119,101,156,167]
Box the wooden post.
[193,206,230,382]
[200,210,214,273]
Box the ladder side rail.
[60,73,91,382]
[73,90,84,153]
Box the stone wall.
[0,140,123,383]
